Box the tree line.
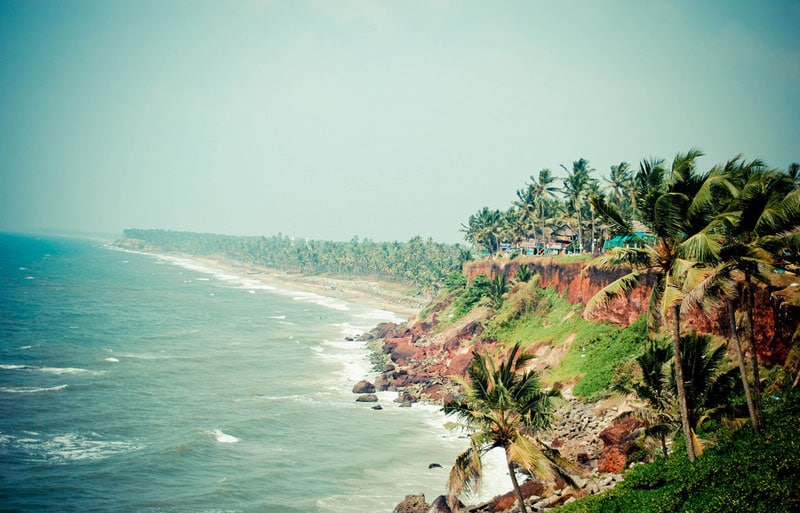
[462,153,800,259]
[121,229,469,289]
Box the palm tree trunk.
[727,298,759,434]
[672,304,697,461]
[507,456,529,513]
[660,432,668,459]
[744,276,765,430]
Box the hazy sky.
[1,1,798,243]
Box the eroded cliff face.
[463,257,799,365]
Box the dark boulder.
[355,394,379,403]
[352,380,376,394]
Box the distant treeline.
[121,229,469,289]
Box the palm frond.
[585,247,648,271]
[660,284,684,319]
[681,230,722,264]
[448,446,484,502]
[584,271,641,314]
[506,433,553,481]
[590,194,632,236]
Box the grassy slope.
[480,280,646,399]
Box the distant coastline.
[111,239,428,320]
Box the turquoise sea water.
[0,234,503,513]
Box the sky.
[1,0,798,243]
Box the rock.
[428,463,442,469]
[395,392,418,405]
[394,493,429,513]
[383,363,396,372]
[371,405,383,410]
[352,380,376,394]
[355,394,378,402]
[598,415,645,473]
[375,374,390,391]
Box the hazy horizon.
[2,1,798,243]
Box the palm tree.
[715,161,800,431]
[587,149,724,461]
[628,338,676,459]
[487,273,509,310]
[462,207,503,255]
[561,159,593,252]
[443,343,569,513]
[516,169,560,253]
[605,162,632,209]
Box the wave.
[353,308,407,324]
[211,429,239,443]
[1,432,141,463]
[0,364,104,376]
[0,384,69,393]
[104,357,119,363]
[289,291,349,311]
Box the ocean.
[0,234,508,512]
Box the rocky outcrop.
[394,494,429,513]
[598,415,645,473]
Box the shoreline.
[111,243,429,320]
[110,243,517,508]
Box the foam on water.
[290,291,350,311]
[2,432,141,463]
[0,384,69,393]
[0,364,103,375]
[211,429,239,443]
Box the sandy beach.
[188,254,431,319]
[111,241,431,320]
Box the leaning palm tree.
[586,149,726,461]
[718,163,800,430]
[443,343,570,513]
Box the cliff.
[463,256,799,366]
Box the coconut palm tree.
[462,208,503,255]
[714,161,800,431]
[443,343,570,513]
[561,159,593,252]
[629,338,676,459]
[605,162,632,209]
[586,149,725,461]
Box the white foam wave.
[0,384,69,393]
[104,357,119,363]
[353,308,407,324]
[317,340,372,385]
[0,364,103,375]
[337,322,365,339]
[24,276,35,280]
[268,315,286,320]
[211,429,239,443]
[290,291,350,311]
[2,432,140,463]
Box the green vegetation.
[477,279,644,399]
[121,229,467,289]
[553,389,800,513]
